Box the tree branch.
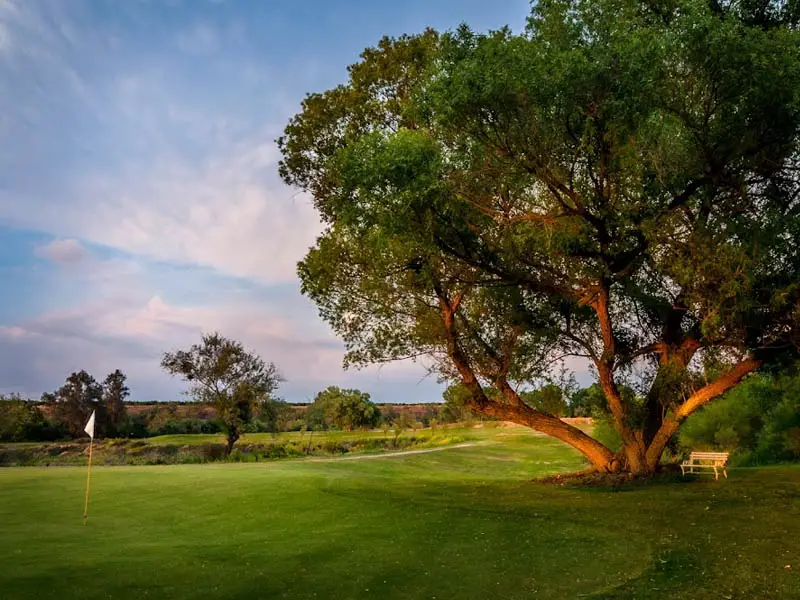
[644,356,762,468]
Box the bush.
[520,385,568,417]
[0,397,64,442]
[199,443,227,462]
[679,373,800,464]
[115,414,150,438]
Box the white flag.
[84,410,95,440]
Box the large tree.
[278,0,800,474]
[161,333,283,455]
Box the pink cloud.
[34,238,88,264]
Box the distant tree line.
[0,369,130,442]
[4,330,799,466]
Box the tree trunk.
[472,400,620,471]
[596,365,650,473]
[225,430,240,456]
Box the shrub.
[679,373,800,464]
[199,443,227,462]
[0,397,63,442]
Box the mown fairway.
[1,427,799,599]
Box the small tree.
[161,333,283,455]
[441,384,475,424]
[102,370,129,436]
[46,370,104,438]
[258,398,296,434]
[309,386,380,430]
[391,411,416,446]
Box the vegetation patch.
[0,430,472,466]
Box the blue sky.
[0,0,531,403]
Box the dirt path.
[307,442,483,463]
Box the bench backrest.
[689,451,729,462]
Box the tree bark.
[469,397,619,471]
[589,285,649,472]
[225,430,240,456]
[642,338,702,446]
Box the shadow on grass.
[532,467,727,494]
[587,548,703,599]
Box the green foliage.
[520,384,568,417]
[0,396,60,442]
[306,386,380,430]
[161,332,283,454]
[102,370,129,436]
[144,414,222,437]
[679,372,800,463]
[45,370,105,438]
[252,398,298,434]
[441,384,475,423]
[569,384,606,417]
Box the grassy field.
[1,427,799,599]
[0,426,481,466]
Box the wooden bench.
[681,451,729,480]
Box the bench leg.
[681,464,685,476]
[713,466,718,480]
[723,467,727,479]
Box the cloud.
[0,32,322,285]
[2,0,538,405]
[66,135,323,283]
[34,238,87,264]
[0,288,442,402]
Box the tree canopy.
[45,370,103,438]
[278,0,800,473]
[306,386,380,431]
[102,369,129,436]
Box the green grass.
[0,426,484,466]
[1,427,798,599]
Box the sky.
[0,0,532,403]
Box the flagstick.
[83,437,93,526]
